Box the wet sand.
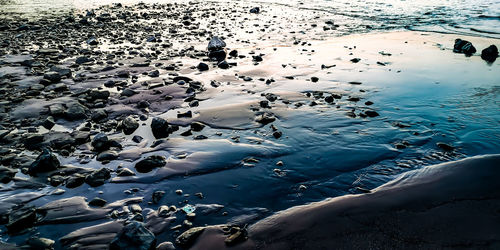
[0,1,499,249]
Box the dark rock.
[453,39,476,55]
[175,227,205,248]
[121,116,139,135]
[197,62,209,71]
[190,122,205,132]
[177,111,192,118]
[110,221,156,250]
[152,191,165,204]
[273,131,282,139]
[255,113,276,125]
[75,56,93,65]
[207,36,226,51]
[250,7,260,14]
[208,50,227,62]
[135,155,166,173]
[96,150,119,162]
[91,109,108,122]
[311,77,319,82]
[43,71,61,83]
[42,116,55,130]
[89,90,110,100]
[121,88,137,97]
[0,166,17,183]
[229,50,238,57]
[350,58,361,63]
[132,135,143,143]
[217,60,229,69]
[6,206,37,233]
[50,66,71,78]
[65,103,87,120]
[89,197,107,207]
[481,45,498,62]
[85,168,111,187]
[364,110,379,117]
[66,174,85,188]
[87,36,98,45]
[148,70,160,77]
[26,236,55,249]
[151,117,169,139]
[252,55,263,62]
[225,227,247,246]
[28,148,60,175]
[91,133,110,152]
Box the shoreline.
[0,1,499,249]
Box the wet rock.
[117,168,136,177]
[250,7,260,14]
[87,36,98,45]
[26,236,55,249]
[197,62,209,71]
[132,135,143,143]
[121,116,139,135]
[350,58,361,63]
[0,166,17,183]
[311,76,319,82]
[89,197,107,207]
[225,227,247,246]
[217,60,229,69]
[41,116,56,130]
[43,71,61,83]
[66,174,85,188]
[156,241,175,250]
[65,103,88,120]
[91,109,108,122]
[152,191,165,204]
[151,117,169,139]
[121,88,137,97]
[255,113,276,125]
[89,90,110,100]
[453,38,476,55]
[135,155,167,173]
[175,227,205,248]
[148,70,160,77]
[6,206,37,233]
[190,122,205,132]
[229,50,238,57]
[85,168,111,187]
[481,45,498,62]
[207,36,226,51]
[110,221,156,250]
[28,148,60,175]
[91,133,110,152]
[177,111,192,118]
[50,66,71,78]
[364,110,379,117]
[75,56,93,65]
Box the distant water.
[1,0,499,38]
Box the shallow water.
[0,0,499,248]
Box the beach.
[0,1,499,249]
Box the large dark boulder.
[151,117,169,139]
[91,133,110,152]
[109,221,156,250]
[85,168,111,187]
[28,148,60,176]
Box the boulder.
[28,148,60,175]
[109,221,156,250]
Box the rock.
[151,117,169,139]
[28,148,60,175]
[26,236,55,249]
[350,58,361,63]
[117,168,136,176]
[135,155,167,173]
[42,116,56,130]
[130,204,142,214]
[75,56,93,65]
[225,227,247,246]
[158,206,170,217]
[217,60,229,69]
[229,50,238,57]
[453,38,476,55]
[148,70,160,77]
[91,109,108,122]
[6,206,37,233]
[65,103,87,120]
[481,45,498,62]
[152,191,165,204]
[43,71,61,83]
[175,227,205,248]
[89,90,110,100]
[66,174,85,188]
[110,221,156,250]
[208,50,227,62]
[190,122,205,132]
[121,116,139,135]
[197,62,209,71]
[0,166,17,183]
[207,36,226,51]
[177,111,192,118]
[121,88,137,97]
[132,135,143,143]
[85,168,111,187]
[311,76,319,82]
[89,197,107,207]
[87,36,98,45]
[364,110,379,117]
[255,113,276,125]
[91,133,110,152]
[156,241,175,250]
[50,66,71,77]
[250,7,260,14]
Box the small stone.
[85,168,111,187]
[66,174,85,188]
[151,117,169,139]
[121,116,139,135]
[481,45,498,62]
[43,71,61,83]
[453,38,476,55]
[28,148,60,176]
[152,191,165,204]
[311,76,319,82]
[91,133,110,152]
[135,155,167,173]
[89,197,107,207]
[175,227,205,248]
[110,221,155,250]
[197,62,209,71]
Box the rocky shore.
[0,1,499,249]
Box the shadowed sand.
[191,154,500,249]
